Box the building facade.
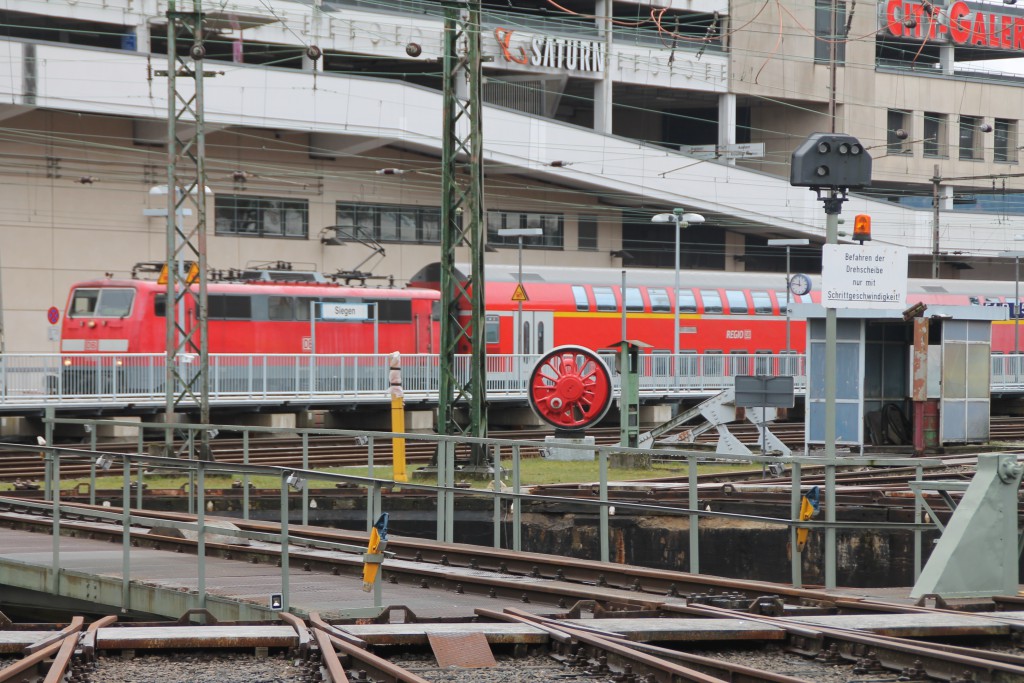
[0,0,1022,352]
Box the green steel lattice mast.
[438,1,488,458]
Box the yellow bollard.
[389,352,407,482]
[361,513,389,592]
[796,486,820,552]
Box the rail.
[0,352,806,405]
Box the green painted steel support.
[599,450,609,563]
[43,407,54,500]
[512,445,521,552]
[366,436,375,532]
[242,431,250,520]
[492,445,502,548]
[121,455,131,611]
[197,461,206,611]
[50,448,60,594]
[301,432,309,526]
[280,473,290,612]
[89,427,98,506]
[688,454,699,574]
[163,0,211,459]
[911,453,1024,598]
[790,462,801,588]
[438,0,487,463]
[914,463,923,581]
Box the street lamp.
[767,238,810,362]
[651,210,705,364]
[497,227,543,354]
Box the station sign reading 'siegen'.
[885,1,1024,50]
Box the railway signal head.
[790,133,872,189]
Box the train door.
[514,311,554,355]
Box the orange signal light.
[853,214,871,242]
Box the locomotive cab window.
[70,288,134,318]
[593,287,617,312]
[700,290,723,314]
[725,290,748,314]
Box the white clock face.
[789,273,812,296]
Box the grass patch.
[1,458,753,492]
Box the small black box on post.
[790,133,872,189]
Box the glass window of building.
[923,112,947,158]
[995,118,1018,163]
[216,196,309,239]
[578,215,598,251]
[814,0,846,64]
[487,210,564,249]
[335,203,441,244]
[887,110,911,155]
[959,115,982,160]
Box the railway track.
[3,501,1024,682]
[0,415,939,484]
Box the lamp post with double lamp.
[497,227,543,354]
[651,210,705,370]
[767,238,810,368]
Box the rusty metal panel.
[912,318,927,401]
[428,632,496,668]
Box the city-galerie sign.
[885,0,1024,50]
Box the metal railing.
[0,414,940,619]
[0,353,809,405]
[2,351,1023,406]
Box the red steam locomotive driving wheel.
[527,345,613,430]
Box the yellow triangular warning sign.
[511,283,529,302]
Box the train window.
[571,286,589,311]
[593,287,617,312]
[70,288,134,318]
[295,300,311,321]
[700,290,723,314]
[725,290,748,314]
[209,295,252,320]
[367,299,413,323]
[537,321,545,352]
[71,289,99,315]
[625,287,644,312]
[523,321,531,354]
[751,291,773,315]
[268,296,295,321]
[485,316,499,344]
[649,288,670,313]
[677,289,697,313]
[154,294,165,318]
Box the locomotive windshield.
[69,288,135,318]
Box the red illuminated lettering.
[886,0,904,37]
[948,1,971,44]
[1014,18,1024,50]
[1001,15,1013,48]
[971,12,988,46]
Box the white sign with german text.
[821,244,908,309]
[321,303,371,321]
